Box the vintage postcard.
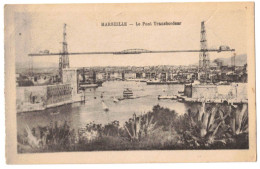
[5,2,256,164]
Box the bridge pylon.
[199,21,210,82]
[59,23,70,82]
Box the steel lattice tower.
[199,21,210,79]
[59,23,70,81]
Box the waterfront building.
[16,83,73,112]
[16,67,87,113]
[184,83,247,101]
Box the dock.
[176,95,248,104]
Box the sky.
[13,3,247,68]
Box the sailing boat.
[113,97,119,103]
[102,100,109,111]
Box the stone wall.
[16,83,75,112]
[46,84,72,105]
[192,85,218,99]
[16,86,47,112]
[217,83,247,100]
[191,83,247,100]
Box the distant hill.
[16,61,58,69]
[16,61,58,74]
[213,54,247,66]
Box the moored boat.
[102,101,109,111]
[146,80,178,85]
[178,91,184,94]
[123,88,134,99]
[158,95,177,100]
[113,97,119,103]
[80,83,98,89]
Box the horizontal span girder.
[28,49,235,56]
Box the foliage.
[174,103,249,149]
[17,104,248,153]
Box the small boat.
[217,81,230,85]
[102,101,109,111]
[96,80,103,86]
[116,89,142,101]
[32,76,51,86]
[118,97,125,101]
[125,78,137,81]
[178,98,184,102]
[178,91,184,94]
[50,111,60,115]
[80,83,99,89]
[113,97,119,103]
[158,95,177,100]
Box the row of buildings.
[16,63,248,87]
[82,64,247,83]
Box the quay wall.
[190,83,247,100]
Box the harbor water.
[17,81,202,133]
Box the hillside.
[213,54,247,66]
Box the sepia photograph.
[4,2,256,164]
